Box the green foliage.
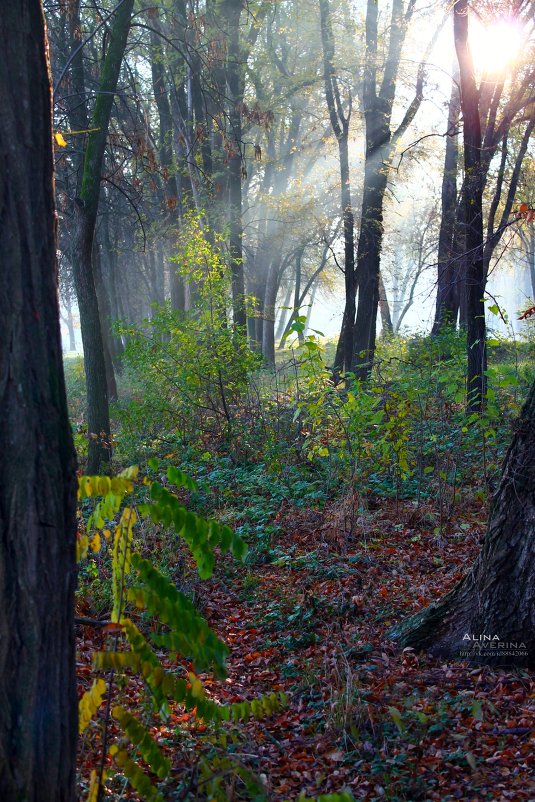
[77,465,286,802]
[116,216,261,460]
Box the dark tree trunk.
[262,255,282,367]
[352,166,388,377]
[432,69,461,334]
[352,0,431,379]
[223,0,247,332]
[70,0,134,470]
[92,241,118,401]
[0,2,78,798]
[320,0,355,375]
[390,378,535,668]
[454,0,487,412]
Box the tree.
[390,376,535,668]
[59,0,135,471]
[350,0,437,379]
[0,1,78,798]
[319,0,355,374]
[432,68,461,334]
[454,0,487,412]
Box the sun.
[468,18,524,75]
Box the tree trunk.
[432,69,461,334]
[70,0,134,470]
[149,16,185,311]
[378,271,393,337]
[390,378,535,668]
[352,166,388,377]
[92,241,118,401]
[319,0,355,375]
[275,282,293,343]
[454,0,487,412]
[262,256,282,367]
[0,2,78,798]
[223,0,247,331]
[62,297,77,351]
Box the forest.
[0,0,534,800]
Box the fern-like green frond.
[130,555,229,676]
[79,678,107,734]
[113,706,171,779]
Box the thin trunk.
[483,118,535,277]
[262,256,282,367]
[319,0,355,374]
[93,241,118,401]
[275,282,293,342]
[304,284,318,336]
[432,68,461,334]
[224,0,247,331]
[378,271,393,336]
[71,0,134,470]
[62,297,77,351]
[150,16,185,311]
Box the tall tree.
[65,0,135,471]
[320,0,356,374]
[0,1,78,798]
[351,0,436,379]
[432,68,461,334]
[454,0,487,412]
[223,0,248,330]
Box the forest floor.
[78,493,535,802]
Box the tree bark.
[70,0,134,470]
[352,0,433,379]
[0,2,78,798]
[454,0,487,412]
[390,378,535,668]
[432,69,461,334]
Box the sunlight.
[468,17,524,75]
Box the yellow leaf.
[90,533,101,553]
[54,132,67,147]
[77,534,89,563]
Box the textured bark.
[455,0,487,412]
[352,0,433,379]
[352,0,407,379]
[432,69,461,334]
[0,2,78,798]
[390,379,535,668]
